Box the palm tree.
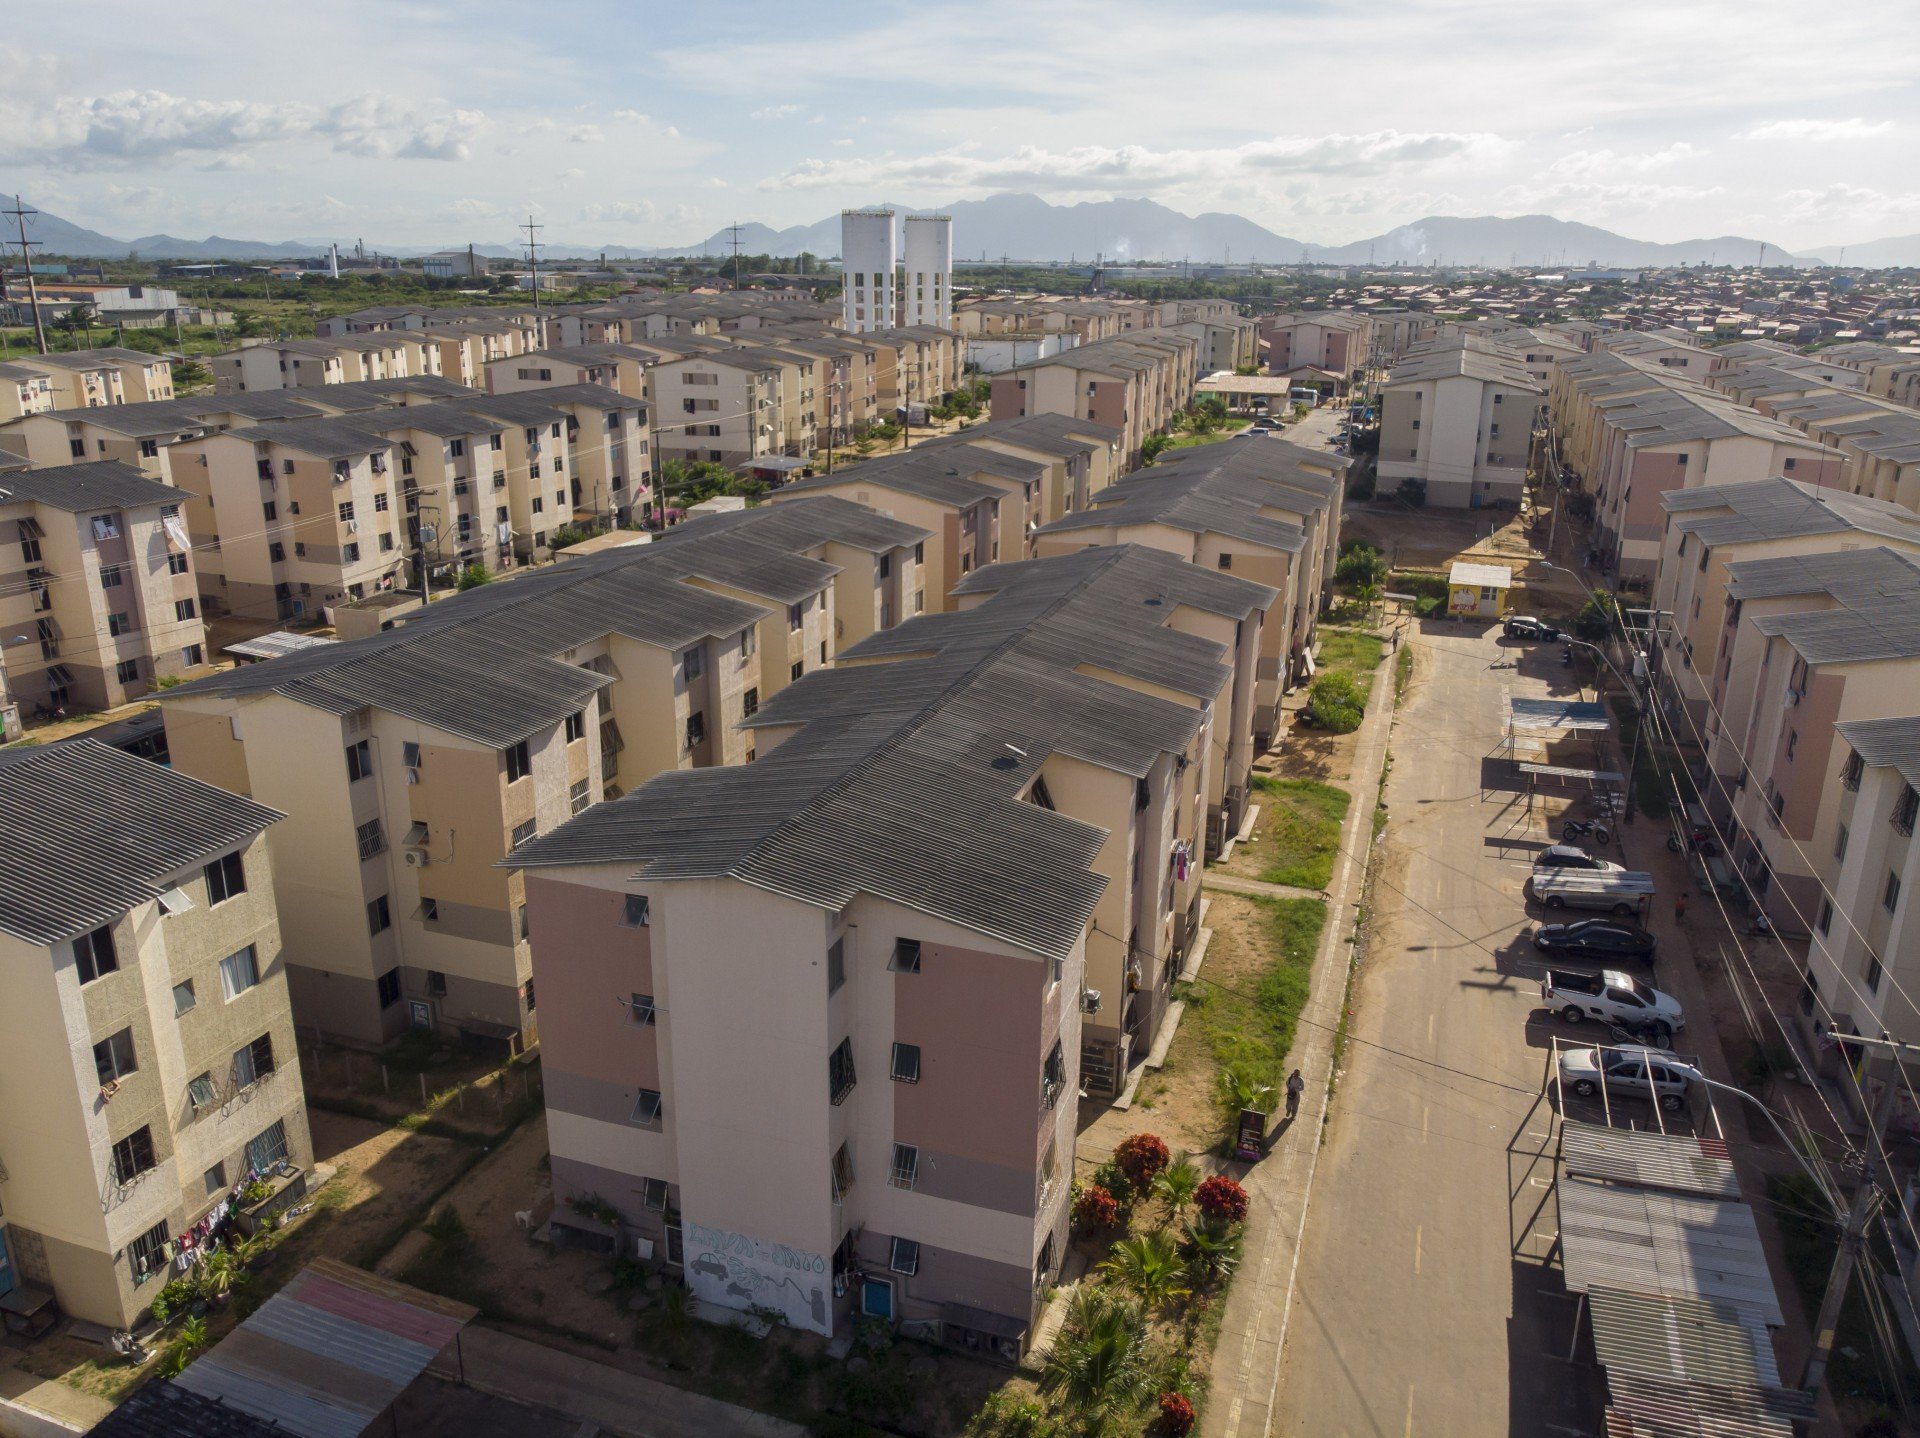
[1041,1289,1149,1433]
[1219,1067,1275,1119]
[1151,1155,1200,1225]
[1100,1231,1190,1312]
[1182,1217,1244,1286]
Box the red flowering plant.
[1159,1392,1196,1434]
[1114,1132,1171,1191]
[1072,1183,1121,1230]
[1194,1174,1249,1224]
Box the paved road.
[1271,621,1604,1438]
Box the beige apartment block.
[652,351,789,470]
[990,333,1201,471]
[160,500,920,1050]
[1653,478,1920,744]
[0,741,313,1329]
[507,543,1272,1353]
[11,352,123,409]
[0,461,208,718]
[915,413,1125,524]
[1593,330,1714,382]
[0,363,55,422]
[1704,547,1920,935]
[1033,438,1344,751]
[1260,311,1370,383]
[1377,334,1542,510]
[483,345,654,402]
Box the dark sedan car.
[1533,918,1657,961]
[1504,615,1563,640]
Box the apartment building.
[0,461,208,717]
[0,363,55,422]
[484,345,653,402]
[1694,547,1920,933]
[652,351,790,470]
[160,502,915,1049]
[1653,478,1920,745]
[210,334,444,395]
[0,740,313,1329]
[1593,330,1714,382]
[1363,310,1440,365]
[506,543,1270,1352]
[1260,312,1371,384]
[1377,335,1543,509]
[1032,439,1343,752]
[990,332,1201,471]
[915,414,1124,523]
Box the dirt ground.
[297,1037,540,1138]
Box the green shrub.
[1334,545,1387,590]
[1306,673,1366,733]
[1396,477,1427,508]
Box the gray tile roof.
[0,459,189,512]
[1835,715,1920,788]
[1034,443,1332,553]
[1663,476,1920,549]
[508,545,1262,959]
[781,451,1001,508]
[86,1382,290,1438]
[1735,548,1920,665]
[652,494,930,557]
[0,739,284,945]
[224,416,389,460]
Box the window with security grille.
[828,1038,856,1104]
[111,1126,157,1185]
[891,1042,921,1083]
[246,1119,288,1172]
[128,1218,170,1285]
[889,1143,919,1190]
[631,1088,664,1126]
[889,1237,920,1275]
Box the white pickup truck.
[1542,969,1685,1037]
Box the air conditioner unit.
[403,846,430,868]
[1080,988,1103,1015]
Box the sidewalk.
[1201,873,1324,904]
[1202,641,1398,1438]
[436,1324,805,1438]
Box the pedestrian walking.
[1285,1068,1305,1120]
[1674,892,1688,922]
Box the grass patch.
[1193,896,1326,1107]
[1394,644,1413,699]
[1249,777,1350,889]
[1315,628,1385,685]
[1607,695,1672,820]
[1164,419,1250,451]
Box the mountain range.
[13,191,1920,269]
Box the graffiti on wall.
[683,1220,830,1335]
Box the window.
[377,968,402,1009]
[683,647,704,682]
[505,740,531,782]
[232,1033,275,1090]
[205,851,247,905]
[188,1073,217,1109]
[219,945,260,1001]
[107,611,132,637]
[246,1119,289,1172]
[111,1126,157,1185]
[628,993,657,1026]
[891,1042,922,1083]
[378,533,394,553]
[182,643,203,667]
[685,711,705,749]
[788,602,804,632]
[1218,554,1232,571]
[100,563,124,590]
[1837,824,1851,861]
[741,627,757,658]
[827,937,845,994]
[1886,871,1902,915]
[532,496,544,514]
[116,658,141,684]
[204,1163,227,1197]
[173,979,196,1016]
[889,1143,919,1190]
[743,687,759,719]
[570,777,590,815]
[889,1237,921,1276]
[631,1088,664,1126]
[642,1177,669,1211]
[90,514,121,541]
[831,1143,855,1202]
[511,818,537,850]
[343,542,360,563]
[565,711,586,743]
[914,542,925,564]
[94,1027,137,1086]
[403,741,422,768]
[421,969,446,998]
[374,492,390,512]
[128,1217,170,1284]
[1843,751,1865,791]
[175,597,197,621]
[74,925,118,983]
[1867,953,1886,995]
[421,898,442,924]
[621,894,651,928]
[1042,1039,1066,1108]
[791,660,804,682]
[356,817,386,860]
[345,739,373,781]
[1786,729,1798,761]
[890,939,923,974]
[367,894,392,935]
[828,1037,857,1105]
[1897,785,1920,838]
[269,541,285,563]
[1817,899,1833,936]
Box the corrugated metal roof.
[1736,548,1920,665]
[1836,714,1920,789]
[1509,697,1612,731]
[1450,560,1512,588]
[1562,1121,1739,1199]
[170,1258,475,1438]
[1588,1285,1783,1389]
[1559,1176,1784,1326]
[85,1381,291,1438]
[0,739,284,946]
[224,630,339,662]
[1663,476,1920,550]
[0,459,189,513]
[1603,1370,1805,1437]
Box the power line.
[3,194,50,355]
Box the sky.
[3,0,1915,254]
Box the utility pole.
[727,223,745,292]
[5,195,49,355]
[522,214,544,320]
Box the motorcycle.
[1562,818,1612,844]
[1560,645,1574,667]
[1666,823,1720,857]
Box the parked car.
[1533,844,1622,873]
[1504,615,1562,640]
[1557,1044,1698,1111]
[1542,969,1684,1034]
[1533,919,1657,961]
[1528,869,1652,915]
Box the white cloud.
[578,199,700,228]
[763,130,1511,193]
[751,104,804,121]
[1777,183,1920,225]
[1547,143,1699,178]
[611,109,649,124]
[449,197,504,220]
[1740,117,1894,142]
[568,124,604,144]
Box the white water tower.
[841,208,896,334]
[903,214,952,328]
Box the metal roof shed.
[1558,1177,1784,1327]
[169,1259,477,1438]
